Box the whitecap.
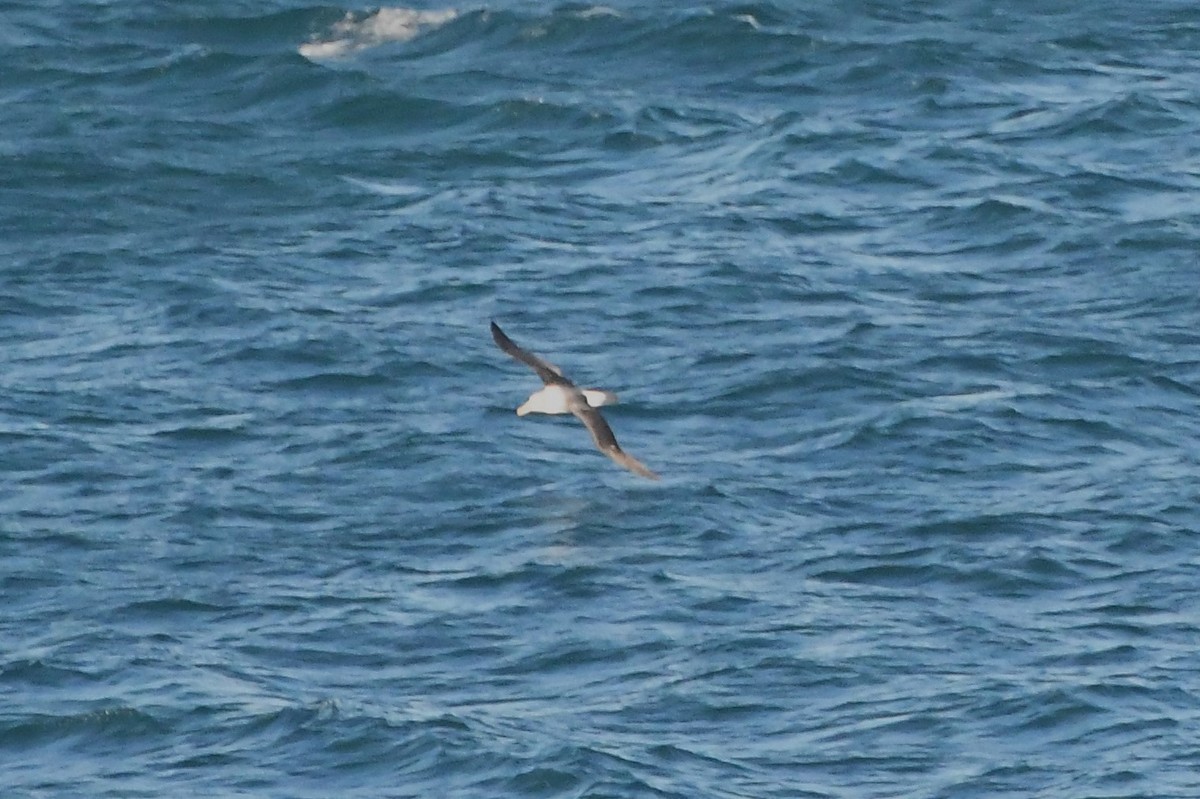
[732,13,762,30]
[339,176,425,197]
[575,6,621,19]
[299,7,458,60]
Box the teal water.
[3,2,1199,796]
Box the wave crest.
[300,7,458,59]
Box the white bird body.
[518,385,618,416]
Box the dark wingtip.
[637,465,662,481]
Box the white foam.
[339,176,425,197]
[300,7,458,60]
[575,6,621,20]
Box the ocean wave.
[300,7,459,59]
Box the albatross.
[490,320,660,480]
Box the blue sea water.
[3,1,1200,796]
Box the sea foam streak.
[300,7,458,59]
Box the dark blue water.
[4,2,1199,796]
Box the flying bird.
[490,320,660,480]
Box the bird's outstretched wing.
[572,404,660,481]
[491,321,573,386]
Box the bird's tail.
[581,389,618,408]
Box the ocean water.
[3,1,1199,796]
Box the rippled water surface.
[4,2,1199,796]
